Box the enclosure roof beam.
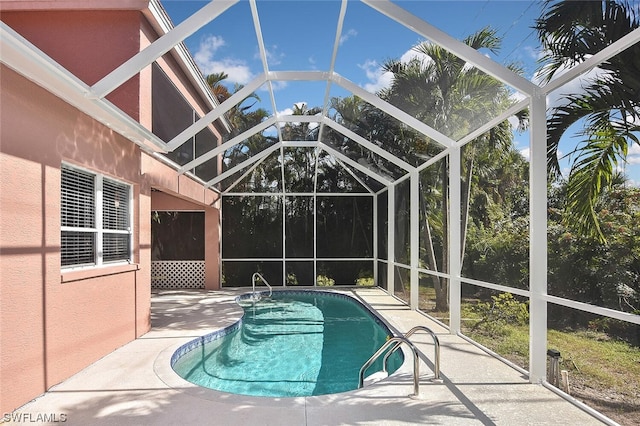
[540,27,640,95]
[267,70,331,81]
[178,116,277,173]
[0,22,167,153]
[318,142,393,186]
[206,143,282,188]
[167,74,267,150]
[89,0,238,99]
[318,0,349,150]
[281,141,320,147]
[415,148,452,174]
[333,157,376,194]
[331,72,456,149]
[455,98,530,148]
[362,0,538,97]
[322,117,415,172]
[276,115,323,123]
[224,148,278,193]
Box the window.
[61,164,132,268]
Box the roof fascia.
[0,22,166,153]
[0,0,148,11]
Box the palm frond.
[564,121,629,242]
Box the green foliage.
[355,270,374,286]
[469,293,530,334]
[535,0,640,241]
[316,275,335,287]
[286,273,299,286]
[548,184,640,315]
[464,216,529,290]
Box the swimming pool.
[171,290,403,397]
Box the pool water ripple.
[171,291,403,397]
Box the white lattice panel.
[151,261,205,289]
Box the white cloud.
[524,45,543,62]
[532,54,612,110]
[269,80,288,92]
[359,45,432,94]
[279,106,294,117]
[400,46,430,64]
[194,34,253,85]
[276,102,321,130]
[262,44,285,67]
[519,147,530,161]
[358,59,393,93]
[339,29,357,45]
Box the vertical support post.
[387,184,395,295]
[449,147,461,333]
[281,147,286,287]
[529,91,548,383]
[313,190,317,286]
[313,149,320,286]
[219,194,224,287]
[410,171,419,310]
[373,192,378,286]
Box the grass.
[548,329,640,391]
[459,301,640,426]
[391,287,639,423]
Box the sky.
[162,0,640,186]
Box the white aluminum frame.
[3,0,639,391]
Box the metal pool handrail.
[383,325,441,380]
[359,336,420,397]
[251,272,272,298]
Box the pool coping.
[153,288,420,403]
[10,286,610,425]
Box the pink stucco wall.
[2,9,143,121]
[0,3,224,414]
[0,63,147,414]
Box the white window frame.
[61,163,133,270]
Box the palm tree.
[534,0,640,242]
[381,27,528,311]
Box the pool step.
[363,370,388,387]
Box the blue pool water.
[171,291,403,397]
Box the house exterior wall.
[0,3,223,414]
[150,191,220,290]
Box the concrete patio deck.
[8,287,606,425]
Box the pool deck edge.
[6,287,608,425]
